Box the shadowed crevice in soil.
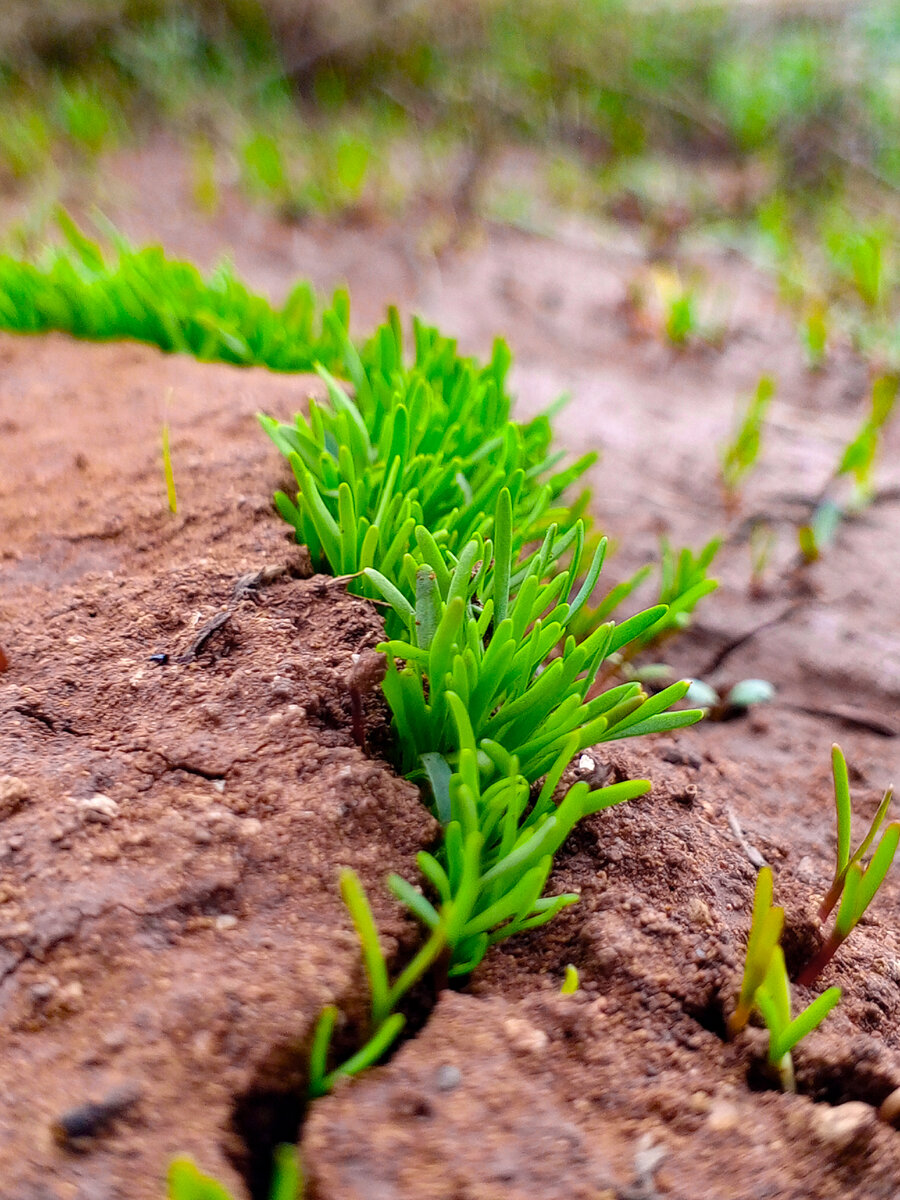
[228,925,454,1199]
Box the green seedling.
[240,131,289,202]
[583,536,721,661]
[560,964,580,994]
[53,79,117,159]
[191,137,220,215]
[161,420,177,514]
[720,375,775,500]
[797,745,898,986]
[0,103,53,180]
[826,222,887,310]
[800,301,829,370]
[651,269,699,347]
[729,866,784,1037]
[799,376,898,561]
[754,945,841,1093]
[835,375,898,510]
[749,521,776,595]
[643,536,721,650]
[168,1144,302,1200]
[664,289,698,347]
[711,33,830,153]
[797,499,841,563]
[730,867,841,1092]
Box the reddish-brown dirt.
[3,140,900,1199]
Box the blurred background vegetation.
[0,0,899,359]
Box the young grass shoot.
[798,744,898,985]
[731,867,841,1091]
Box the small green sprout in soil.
[825,219,888,311]
[749,520,776,596]
[798,375,898,561]
[797,499,842,564]
[835,374,898,511]
[161,420,177,514]
[720,374,775,504]
[53,78,118,159]
[650,268,700,348]
[798,744,898,986]
[560,964,580,994]
[754,943,841,1093]
[800,301,829,370]
[646,536,721,650]
[730,867,841,1092]
[168,1144,302,1200]
[664,288,698,348]
[190,136,220,215]
[585,536,721,668]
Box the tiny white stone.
[578,754,595,771]
[74,794,120,823]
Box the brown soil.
[3,140,900,1199]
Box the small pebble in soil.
[810,1102,874,1151]
[878,1087,900,1127]
[73,794,119,824]
[0,776,29,819]
[52,1082,144,1149]
[706,1099,741,1132]
[661,746,702,769]
[434,1065,462,1092]
[503,1017,549,1054]
[29,979,59,1005]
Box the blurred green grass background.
[1,1,899,360]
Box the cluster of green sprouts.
[0,213,348,371]
[732,744,897,1089]
[260,314,594,605]
[257,308,712,1099]
[303,483,703,1094]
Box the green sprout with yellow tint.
[167,1145,302,1200]
[798,745,898,985]
[731,867,841,1092]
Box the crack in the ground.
[698,601,807,676]
[11,705,86,737]
[159,757,228,782]
[781,701,898,738]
